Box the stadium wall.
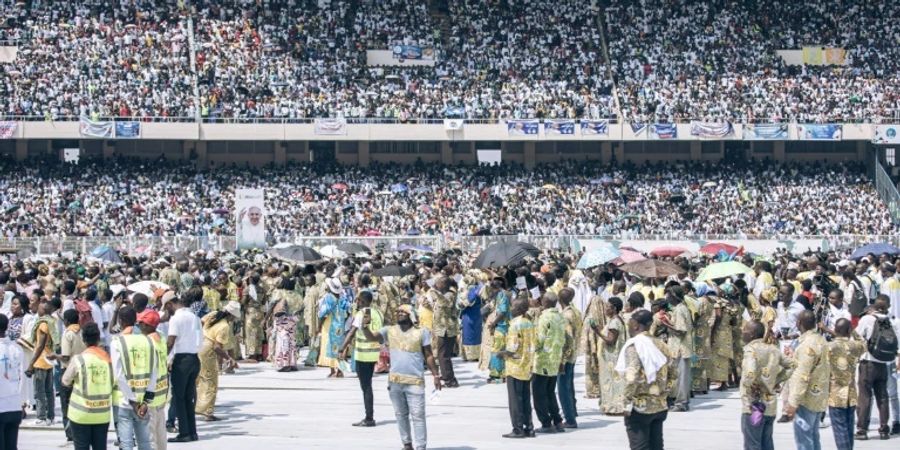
[0,121,875,166]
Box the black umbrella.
[473,241,541,269]
[373,264,414,277]
[267,245,323,264]
[337,243,371,255]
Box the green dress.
[598,315,626,414]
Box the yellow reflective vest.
[148,332,169,408]
[68,348,114,425]
[111,333,155,405]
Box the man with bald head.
[826,318,866,449]
[785,310,831,450]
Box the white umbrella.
[702,181,717,188]
[319,245,346,259]
[126,281,170,298]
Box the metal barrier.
[5,234,898,257]
[875,159,900,225]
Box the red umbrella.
[365,229,381,236]
[649,245,688,257]
[699,243,744,256]
[331,183,348,191]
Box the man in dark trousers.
[499,298,536,438]
[167,289,202,443]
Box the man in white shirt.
[0,314,25,449]
[821,288,851,337]
[166,288,202,443]
[855,295,900,440]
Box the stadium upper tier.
[1,0,896,123]
[0,158,895,238]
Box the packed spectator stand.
[0,157,895,239]
[3,0,896,122]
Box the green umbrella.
[696,261,753,282]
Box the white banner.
[235,188,266,250]
[443,119,464,131]
[79,114,113,138]
[314,118,348,136]
[873,124,900,144]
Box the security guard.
[62,322,114,450]
[137,309,170,450]
[111,306,158,450]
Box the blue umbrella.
[406,228,421,236]
[212,217,227,227]
[851,243,900,260]
[90,245,122,264]
[577,244,621,269]
[390,183,408,193]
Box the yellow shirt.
[787,330,831,413]
[33,322,54,370]
[505,316,536,381]
[827,336,866,408]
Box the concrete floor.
[21,355,899,450]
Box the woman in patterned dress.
[596,297,626,415]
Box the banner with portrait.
[235,188,266,250]
[690,121,733,139]
[314,118,348,136]
[392,45,434,61]
[79,114,113,138]
[797,124,842,140]
[115,121,141,138]
[0,121,16,139]
[506,120,539,136]
[743,123,788,140]
[649,123,678,139]
[580,120,609,136]
[873,125,900,144]
[543,119,575,135]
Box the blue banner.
[443,106,466,117]
[690,121,733,139]
[797,124,842,140]
[544,119,575,135]
[649,123,678,139]
[392,45,433,60]
[630,121,647,136]
[580,120,608,136]
[506,120,539,136]
[743,123,788,140]
[115,121,141,138]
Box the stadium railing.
[3,234,898,257]
[875,159,900,224]
[4,115,899,125]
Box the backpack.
[867,317,899,362]
[848,279,868,317]
[74,299,95,327]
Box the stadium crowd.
[605,0,900,123]
[12,0,889,122]
[0,0,194,119]
[0,157,895,239]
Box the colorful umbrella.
[696,261,753,282]
[611,249,646,265]
[620,260,685,278]
[576,244,621,269]
[699,243,744,256]
[649,245,688,257]
[850,243,900,260]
